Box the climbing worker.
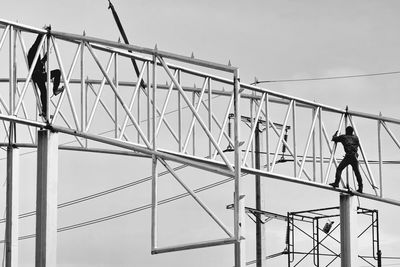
[28,26,64,118]
[329,126,363,193]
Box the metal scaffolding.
[286,206,381,267]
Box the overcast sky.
[1,1,400,266]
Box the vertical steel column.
[36,130,59,267]
[147,62,151,141]
[233,69,246,266]
[178,70,182,152]
[377,114,383,197]
[292,100,297,177]
[45,32,50,121]
[9,26,15,116]
[6,28,18,266]
[81,35,86,134]
[340,194,358,266]
[250,92,254,167]
[312,108,316,181]
[255,122,266,267]
[192,91,196,155]
[319,108,323,182]
[151,54,158,252]
[265,94,270,171]
[114,52,118,139]
[6,124,19,267]
[208,78,212,157]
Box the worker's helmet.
[345,126,354,135]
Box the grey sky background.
[1,0,400,266]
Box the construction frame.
[0,18,400,266]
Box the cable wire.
[0,174,237,243]
[0,163,188,223]
[252,70,400,84]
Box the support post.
[233,69,246,266]
[255,123,266,267]
[340,194,358,266]
[36,130,59,267]
[6,123,19,267]
[151,53,158,252]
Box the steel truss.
[286,206,380,267]
[0,18,400,266]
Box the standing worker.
[329,126,363,193]
[28,26,64,118]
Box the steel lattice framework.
[1,18,400,266]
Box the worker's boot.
[54,86,64,96]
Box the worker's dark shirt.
[332,134,360,156]
[28,35,46,73]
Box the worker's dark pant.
[334,154,363,189]
[32,69,61,115]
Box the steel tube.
[323,114,344,184]
[87,44,151,148]
[155,70,178,136]
[321,121,340,184]
[381,121,400,150]
[151,53,158,250]
[51,38,81,127]
[85,53,114,131]
[152,237,236,254]
[15,86,35,143]
[87,84,129,141]
[297,107,320,179]
[211,93,234,160]
[319,108,324,182]
[160,159,233,237]
[270,100,293,172]
[378,118,383,197]
[182,78,208,152]
[242,93,265,165]
[0,26,10,51]
[5,140,19,267]
[119,63,146,139]
[292,100,297,176]
[312,108,316,181]
[81,36,86,133]
[233,69,246,267]
[265,94,270,171]
[16,30,44,114]
[208,78,212,157]
[267,119,312,180]
[9,26,15,115]
[158,56,234,173]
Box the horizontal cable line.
[254,70,400,84]
[0,174,237,243]
[0,163,188,224]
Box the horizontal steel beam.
[152,237,236,254]
[242,166,400,207]
[0,18,235,73]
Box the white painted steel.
[270,101,293,172]
[242,93,265,165]
[297,107,320,179]
[6,145,19,267]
